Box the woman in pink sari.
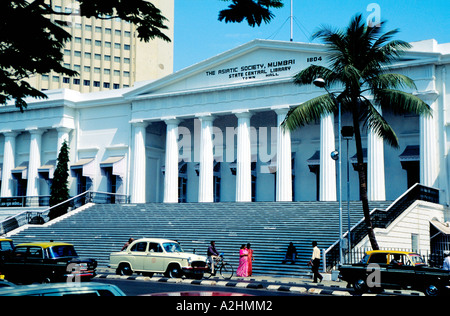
[236,244,249,277]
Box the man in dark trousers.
[309,241,323,283]
[207,241,220,275]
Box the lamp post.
[342,126,354,255]
[313,78,343,264]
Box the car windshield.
[49,245,78,258]
[163,242,183,253]
[409,254,426,265]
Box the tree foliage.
[48,140,70,220]
[218,0,284,27]
[0,0,170,111]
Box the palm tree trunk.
[352,109,380,250]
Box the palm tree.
[282,15,432,250]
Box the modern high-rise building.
[27,0,174,93]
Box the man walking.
[309,241,323,283]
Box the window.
[85,39,92,45]
[103,82,110,88]
[148,243,163,253]
[83,80,91,86]
[113,84,120,89]
[73,78,80,85]
[124,44,130,50]
[74,37,82,43]
[93,81,100,87]
[104,55,111,61]
[114,43,121,49]
[63,77,70,84]
[114,56,120,63]
[130,242,147,252]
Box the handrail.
[0,191,130,236]
[323,183,440,271]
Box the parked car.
[0,282,125,296]
[0,242,97,284]
[109,238,208,279]
[339,250,450,296]
[0,238,14,261]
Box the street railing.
[0,191,130,236]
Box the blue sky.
[173,0,450,71]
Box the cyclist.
[207,241,220,275]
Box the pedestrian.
[309,241,323,283]
[121,238,135,251]
[443,250,450,271]
[282,242,297,264]
[247,243,254,276]
[236,244,249,277]
[207,241,220,275]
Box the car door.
[128,242,148,271]
[385,253,415,289]
[144,242,165,273]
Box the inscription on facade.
[205,59,297,81]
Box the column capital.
[130,120,149,128]
[233,110,253,119]
[195,113,215,122]
[54,126,73,134]
[0,130,19,138]
[26,127,46,135]
[162,117,181,126]
[272,106,291,116]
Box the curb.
[95,273,424,296]
[95,273,353,296]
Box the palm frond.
[362,98,399,148]
[375,89,432,116]
[281,94,336,131]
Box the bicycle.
[204,253,234,280]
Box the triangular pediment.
[125,39,442,100]
[125,39,329,98]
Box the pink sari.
[236,248,249,277]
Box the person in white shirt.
[309,241,323,283]
[443,251,450,271]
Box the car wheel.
[166,264,182,278]
[116,263,133,276]
[424,284,440,297]
[353,279,368,295]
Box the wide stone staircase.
[8,201,392,277]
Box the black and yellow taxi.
[0,238,14,280]
[339,250,450,296]
[0,241,97,284]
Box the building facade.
[0,39,449,206]
[26,0,174,93]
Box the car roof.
[0,238,13,242]
[132,238,177,243]
[15,242,73,249]
[367,250,419,255]
[0,282,125,296]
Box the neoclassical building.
[0,39,449,206]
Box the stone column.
[275,108,292,202]
[164,118,180,203]
[235,111,253,202]
[367,106,386,200]
[56,127,72,154]
[320,114,337,201]
[1,131,18,197]
[197,114,215,203]
[420,93,439,187]
[131,121,147,203]
[26,128,45,198]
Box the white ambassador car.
[109,238,208,279]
